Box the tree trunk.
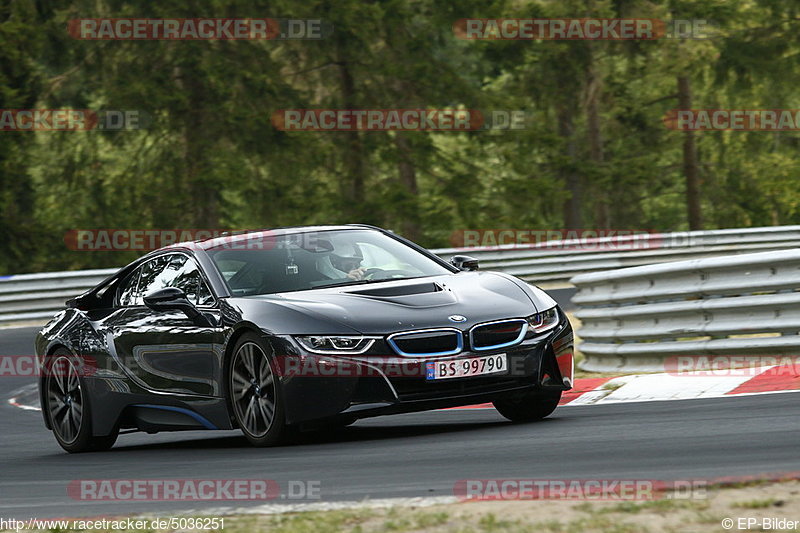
[557,103,582,229]
[586,52,609,229]
[677,75,702,230]
[176,63,218,228]
[336,47,366,221]
[393,133,421,240]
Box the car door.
[103,252,225,397]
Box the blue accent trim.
[132,404,218,430]
[387,330,463,357]
[470,320,528,352]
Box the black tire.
[227,333,287,447]
[44,350,118,453]
[493,389,562,422]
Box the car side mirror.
[450,255,479,271]
[143,287,214,327]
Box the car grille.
[387,329,463,357]
[470,319,527,351]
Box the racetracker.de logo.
[272,355,533,378]
[663,109,800,131]
[70,18,277,39]
[0,109,143,131]
[453,19,710,40]
[664,355,800,377]
[65,229,267,251]
[272,109,486,131]
[68,479,321,501]
[68,18,330,40]
[65,229,331,252]
[451,229,659,250]
[0,355,97,378]
[454,479,707,501]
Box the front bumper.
[278,311,574,425]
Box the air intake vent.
[349,282,443,297]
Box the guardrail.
[0,269,116,324]
[434,225,800,284]
[1,225,799,326]
[571,248,800,372]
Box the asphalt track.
[2,325,799,519]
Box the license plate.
[425,353,507,380]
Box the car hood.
[230,271,554,335]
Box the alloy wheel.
[47,356,84,444]
[230,342,276,437]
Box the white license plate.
[425,353,507,380]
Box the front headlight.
[526,307,559,334]
[294,335,378,355]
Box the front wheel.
[228,334,287,447]
[44,351,118,453]
[493,390,562,422]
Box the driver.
[319,242,366,281]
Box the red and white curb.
[7,384,40,411]
[448,363,800,410]
[8,397,40,411]
[7,364,800,413]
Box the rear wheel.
[493,389,562,422]
[45,351,118,453]
[228,334,287,447]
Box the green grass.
[599,498,707,515]
[733,498,784,509]
[224,509,376,533]
[478,513,516,531]
[551,515,645,533]
[414,511,449,529]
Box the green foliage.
[2,0,800,273]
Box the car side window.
[117,267,142,307]
[134,253,214,307]
[171,256,215,306]
[133,256,170,306]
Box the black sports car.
[36,225,573,452]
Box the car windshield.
[207,229,453,296]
